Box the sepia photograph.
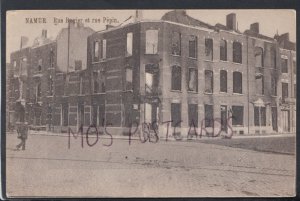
[5,9,296,197]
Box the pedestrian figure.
[16,122,28,150]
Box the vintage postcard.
[5,9,296,197]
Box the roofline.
[91,19,247,38]
[31,40,56,49]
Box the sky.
[6,9,296,61]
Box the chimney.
[250,22,259,34]
[281,33,290,41]
[226,13,236,30]
[134,10,143,22]
[42,29,47,38]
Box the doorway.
[220,105,228,133]
[281,110,290,132]
[271,107,278,132]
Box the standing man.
[16,122,28,150]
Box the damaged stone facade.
[7,10,296,137]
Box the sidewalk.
[6,129,295,141]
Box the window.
[68,105,78,126]
[20,58,27,76]
[188,104,198,127]
[47,105,52,127]
[100,71,105,93]
[92,105,98,126]
[171,32,181,56]
[232,106,244,126]
[145,30,158,54]
[233,72,242,94]
[188,68,198,92]
[255,47,264,67]
[126,32,133,56]
[254,106,266,126]
[93,71,100,93]
[62,104,69,126]
[205,38,213,61]
[38,59,42,72]
[293,60,296,74]
[102,39,107,59]
[145,72,154,93]
[270,47,276,68]
[233,41,242,63]
[94,41,99,61]
[220,39,227,61]
[281,58,288,73]
[48,75,53,96]
[98,104,105,126]
[145,64,159,94]
[205,70,213,93]
[84,106,91,126]
[220,70,227,92]
[126,68,133,90]
[92,71,105,93]
[94,40,106,61]
[171,103,181,127]
[171,66,181,91]
[255,73,264,95]
[282,82,288,101]
[204,104,214,127]
[188,35,197,58]
[271,77,277,96]
[50,48,54,68]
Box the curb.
[7,131,295,141]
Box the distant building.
[8,23,94,131]
[8,10,296,137]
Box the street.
[6,132,296,197]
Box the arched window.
[233,71,242,94]
[255,47,264,67]
[233,41,242,63]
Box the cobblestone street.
[6,133,296,197]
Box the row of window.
[281,58,297,74]
[111,66,294,98]
[171,103,271,128]
[92,30,244,63]
[171,103,244,128]
[92,30,295,73]
[170,67,243,94]
[171,32,243,63]
[48,103,273,129]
